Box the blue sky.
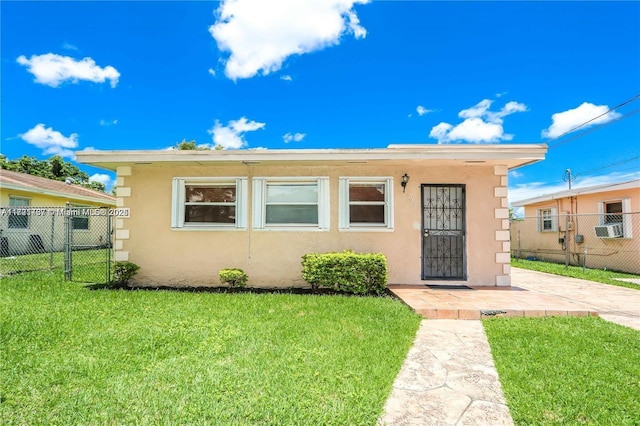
[2,1,639,203]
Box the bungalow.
[511,179,639,274]
[76,144,547,288]
[0,169,116,256]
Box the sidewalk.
[378,320,513,426]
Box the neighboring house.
[511,179,640,274]
[0,169,116,256]
[76,144,547,288]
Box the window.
[252,177,329,230]
[603,201,622,224]
[599,198,632,238]
[71,205,90,230]
[339,177,394,230]
[171,178,247,229]
[537,208,557,232]
[8,196,30,229]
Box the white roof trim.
[76,144,547,170]
[511,179,640,207]
[0,182,116,205]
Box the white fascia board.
[76,144,547,168]
[511,179,640,207]
[0,182,116,205]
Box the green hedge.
[301,250,388,295]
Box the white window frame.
[8,196,31,230]
[537,207,557,232]
[252,177,330,231]
[598,198,632,238]
[171,177,247,230]
[339,177,394,231]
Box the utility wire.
[547,93,640,148]
[573,156,640,177]
[548,108,640,149]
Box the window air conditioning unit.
[594,223,624,238]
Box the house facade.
[0,170,116,256]
[511,179,640,274]
[77,144,547,288]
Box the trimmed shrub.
[112,261,140,286]
[219,268,248,288]
[301,250,388,295]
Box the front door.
[422,184,466,280]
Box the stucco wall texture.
[512,187,640,274]
[115,163,509,288]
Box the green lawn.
[484,316,640,425]
[0,249,109,283]
[0,271,421,425]
[512,258,640,290]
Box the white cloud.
[16,53,120,88]
[208,68,216,76]
[89,173,113,188]
[429,99,528,144]
[62,43,79,51]
[283,132,306,143]
[416,105,433,116]
[209,0,370,80]
[280,75,292,81]
[99,119,118,126]
[541,102,622,139]
[208,117,266,149]
[509,170,524,179]
[19,123,78,158]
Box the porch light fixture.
[401,173,410,193]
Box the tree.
[174,139,212,150]
[0,155,107,193]
[173,139,224,150]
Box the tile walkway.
[379,268,640,425]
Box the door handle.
[423,230,429,238]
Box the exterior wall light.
[401,173,410,193]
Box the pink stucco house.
[511,179,640,274]
[76,144,547,288]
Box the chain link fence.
[0,205,113,283]
[511,212,640,274]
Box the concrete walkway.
[388,268,640,325]
[378,320,513,426]
[512,268,640,330]
[379,268,640,425]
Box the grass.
[0,249,109,283]
[0,271,421,425]
[484,316,640,425]
[511,258,640,290]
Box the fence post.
[583,246,588,272]
[64,202,72,281]
[565,215,570,269]
[50,213,55,270]
[106,209,112,284]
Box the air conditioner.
[594,223,624,238]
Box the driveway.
[512,267,640,329]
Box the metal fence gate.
[0,204,113,283]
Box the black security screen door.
[422,184,466,280]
